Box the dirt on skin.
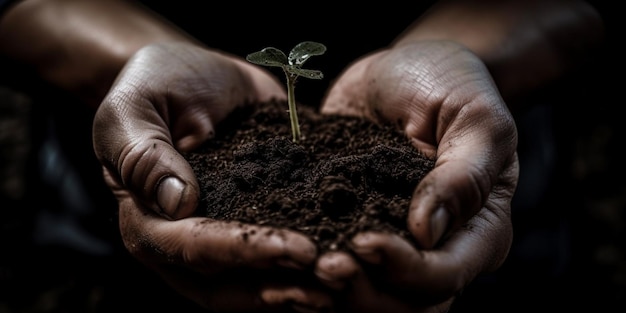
[184,100,435,252]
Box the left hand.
[316,40,518,312]
[93,42,333,312]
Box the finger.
[260,285,334,313]
[152,264,332,312]
[408,141,518,250]
[118,197,318,273]
[315,251,358,290]
[94,84,206,219]
[350,207,513,302]
[317,249,452,313]
[120,198,325,312]
[350,232,462,300]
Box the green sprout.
[246,41,326,142]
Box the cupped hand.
[318,40,518,312]
[93,42,332,312]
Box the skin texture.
[0,0,604,312]
[93,43,328,312]
[313,2,603,311]
[318,41,518,312]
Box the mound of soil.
[185,100,435,252]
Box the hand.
[317,40,518,312]
[93,42,333,312]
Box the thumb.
[93,95,201,220]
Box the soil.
[185,100,435,252]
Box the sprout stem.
[285,72,301,142]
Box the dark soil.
[185,100,435,252]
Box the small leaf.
[288,68,324,80]
[246,47,288,67]
[289,41,326,66]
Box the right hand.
[93,42,333,312]
[317,40,518,312]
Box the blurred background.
[0,1,623,312]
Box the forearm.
[393,0,604,103]
[0,0,198,108]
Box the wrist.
[0,0,197,109]
[392,0,603,102]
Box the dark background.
[1,1,623,312]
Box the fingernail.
[157,176,185,218]
[351,235,382,264]
[431,206,450,246]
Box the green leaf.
[288,41,326,66]
[287,67,324,80]
[246,47,288,67]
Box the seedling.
[246,41,326,142]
